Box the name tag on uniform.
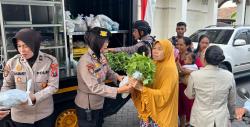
[37,70,49,75]
[14,72,26,75]
[94,68,102,73]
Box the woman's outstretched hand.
[129,77,143,91]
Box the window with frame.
[234,30,248,45]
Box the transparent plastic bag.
[95,15,112,31]
[66,21,75,33]
[73,14,88,32]
[0,89,28,108]
[86,14,119,30]
[65,11,71,20]
[65,11,75,33]
[90,18,101,29]
[85,14,96,28]
[0,80,32,108]
[119,76,129,98]
[96,14,119,31]
[111,22,119,31]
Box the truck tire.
[55,109,78,127]
[53,98,78,127]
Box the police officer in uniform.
[75,27,131,127]
[1,28,59,127]
[107,20,155,57]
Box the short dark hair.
[84,27,111,60]
[205,45,225,65]
[177,22,186,27]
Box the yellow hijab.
[131,40,179,127]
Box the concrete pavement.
[103,100,139,127]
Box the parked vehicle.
[190,26,250,78]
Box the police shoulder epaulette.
[43,54,55,63]
[6,54,21,67]
[11,54,21,62]
[13,54,21,59]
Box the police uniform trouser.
[76,105,104,127]
[13,114,53,127]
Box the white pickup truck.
[189,26,250,78]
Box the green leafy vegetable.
[105,52,130,71]
[126,53,156,86]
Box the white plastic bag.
[26,80,33,105]
[95,14,119,31]
[65,11,75,33]
[119,76,129,98]
[111,22,119,31]
[73,14,88,32]
[66,21,75,33]
[65,11,71,20]
[132,71,143,80]
[85,14,96,28]
[95,15,112,31]
[90,17,101,28]
[86,14,119,31]
[0,80,33,108]
[119,71,143,99]
[0,89,28,108]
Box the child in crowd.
[177,52,198,85]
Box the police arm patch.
[50,64,58,77]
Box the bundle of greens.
[105,52,130,72]
[126,53,156,86]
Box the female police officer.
[1,28,59,127]
[75,27,131,127]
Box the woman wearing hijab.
[130,40,179,127]
[1,28,59,127]
[75,27,131,127]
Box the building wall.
[137,0,214,40]
[245,6,250,24]
[187,0,209,35]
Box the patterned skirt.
[139,117,160,127]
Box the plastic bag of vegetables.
[120,53,156,98]
[126,53,156,85]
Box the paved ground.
[103,100,139,127]
[103,76,250,127]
